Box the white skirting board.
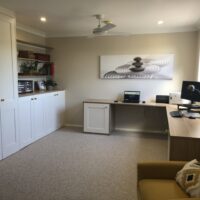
[115,127,167,135]
[64,124,83,128]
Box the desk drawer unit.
[84,103,110,134]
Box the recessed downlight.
[157,20,164,25]
[40,17,47,22]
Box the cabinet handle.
[0,99,5,102]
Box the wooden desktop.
[84,99,200,161]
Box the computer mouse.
[114,100,118,103]
[142,101,146,104]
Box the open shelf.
[18,57,50,63]
[18,73,49,77]
[17,40,53,79]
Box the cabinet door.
[55,91,66,129]
[84,103,110,134]
[0,120,2,160]
[43,91,66,134]
[31,96,45,141]
[0,14,17,100]
[18,97,32,148]
[0,100,19,158]
[43,93,56,135]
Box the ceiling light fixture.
[157,20,164,25]
[40,17,47,22]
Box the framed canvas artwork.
[100,54,174,80]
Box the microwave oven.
[18,80,33,94]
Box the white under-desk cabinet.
[84,103,110,134]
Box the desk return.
[83,99,200,161]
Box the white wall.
[47,31,198,127]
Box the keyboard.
[182,111,200,118]
[170,110,200,118]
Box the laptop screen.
[124,91,140,103]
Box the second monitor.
[181,81,200,104]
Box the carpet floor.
[0,127,168,200]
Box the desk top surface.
[84,99,200,139]
[166,106,200,139]
[84,99,167,107]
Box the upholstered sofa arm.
[137,161,186,181]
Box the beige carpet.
[0,127,168,200]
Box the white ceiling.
[0,0,200,37]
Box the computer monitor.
[181,81,200,103]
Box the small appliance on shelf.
[18,80,33,94]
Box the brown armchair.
[137,161,200,200]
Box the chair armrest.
[137,161,186,181]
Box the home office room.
[0,1,200,200]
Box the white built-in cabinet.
[43,94,55,134]
[0,100,19,158]
[31,95,45,141]
[0,11,19,159]
[0,127,2,160]
[18,95,45,148]
[44,91,65,133]
[18,91,65,149]
[43,91,65,134]
[54,91,66,129]
[84,103,110,134]
[0,9,66,160]
[0,13,17,100]
[18,97,32,148]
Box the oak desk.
[84,99,200,161]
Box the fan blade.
[93,23,116,34]
[100,23,116,32]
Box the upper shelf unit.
[17,40,54,77]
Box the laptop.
[124,91,140,103]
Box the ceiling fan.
[92,14,116,35]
